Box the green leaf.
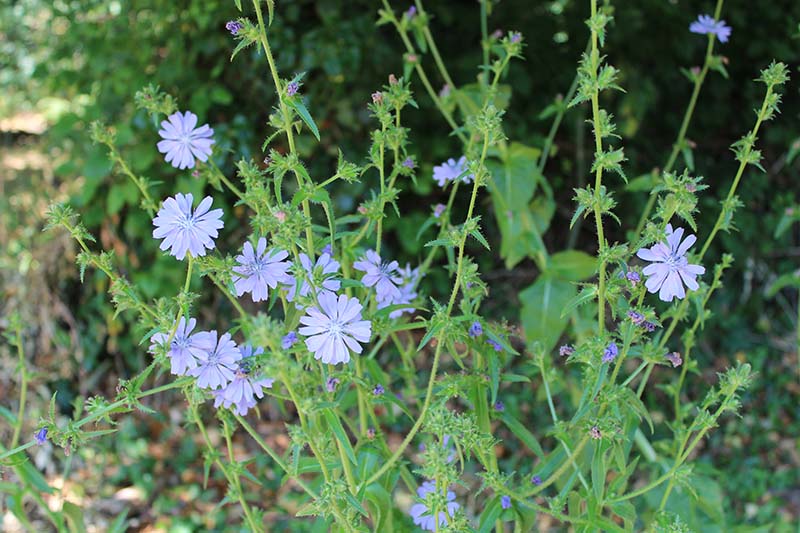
[62,501,87,533]
[500,413,544,459]
[486,143,547,268]
[286,98,320,141]
[478,497,504,533]
[107,510,129,533]
[364,484,394,532]
[548,250,597,281]
[520,274,576,355]
[323,409,356,466]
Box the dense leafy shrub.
[2,0,799,531]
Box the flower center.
[328,320,343,338]
[178,212,197,230]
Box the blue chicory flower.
[212,345,274,415]
[284,252,341,305]
[636,224,705,302]
[233,237,291,302]
[156,111,215,169]
[353,249,403,304]
[152,193,224,259]
[189,330,241,390]
[433,156,473,187]
[409,480,460,531]
[689,14,731,43]
[149,317,210,376]
[298,292,372,365]
[378,263,421,319]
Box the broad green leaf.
[478,497,504,533]
[323,409,356,466]
[520,274,576,354]
[486,143,547,268]
[548,250,597,281]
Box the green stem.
[252,0,315,255]
[588,0,607,335]
[633,0,724,236]
[11,322,27,449]
[414,0,456,90]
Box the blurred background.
[1,0,799,530]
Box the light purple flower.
[284,252,341,305]
[189,331,241,390]
[559,344,574,357]
[152,193,224,259]
[233,238,291,302]
[35,428,48,445]
[627,310,645,325]
[602,342,618,363]
[501,495,512,509]
[157,111,215,169]
[487,339,503,352]
[433,156,473,187]
[409,480,460,531]
[378,263,421,319]
[636,224,705,302]
[689,14,731,43]
[286,81,299,97]
[149,317,210,375]
[433,203,446,218]
[212,346,274,415]
[354,250,403,304]
[298,292,372,365]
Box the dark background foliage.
[2,0,799,528]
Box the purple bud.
[373,384,385,396]
[469,321,483,338]
[321,243,333,256]
[487,339,503,352]
[494,401,505,412]
[371,91,383,104]
[627,310,645,325]
[402,157,415,169]
[286,82,299,97]
[281,331,298,350]
[439,84,451,98]
[590,425,602,440]
[559,344,574,357]
[35,428,48,445]
[643,321,657,333]
[326,376,340,392]
[225,20,243,35]
[509,31,522,43]
[531,474,542,486]
[665,352,683,368]
[626,271,641,286]
[602,342,618,363]
[367,428,376,439]
[500,495,511,509]
[405,6,417,18]
[433,203,446,219]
